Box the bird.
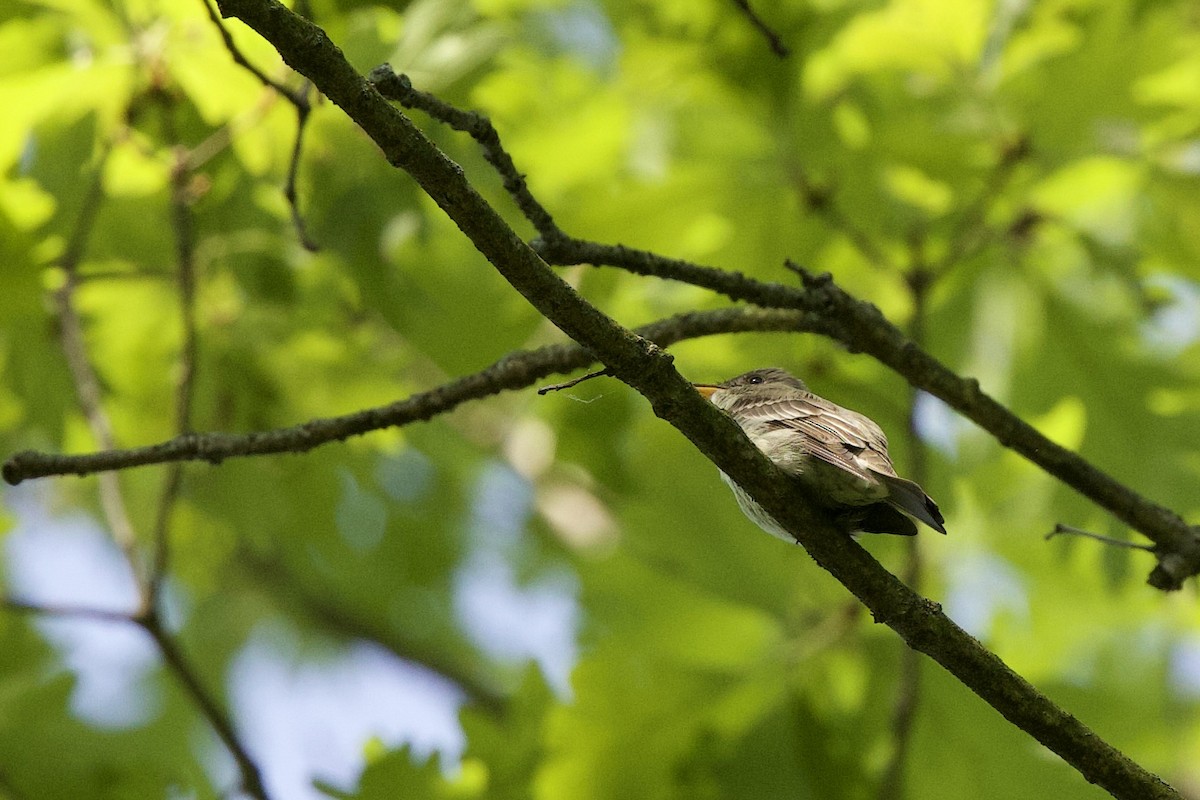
[692,367,946,540]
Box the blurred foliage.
[2,0,1200,798]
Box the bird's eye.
[747,375,764,385]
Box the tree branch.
[1047,524,1156,552]
[200,0,317,249]
[537,368,611,395]
[140,610,269,800]
[541,239,1200,589]
[3,307,822,481]
[283,92,318,250]
[379,67,1199,589]
[728,0,790,58]
[369,67,563,243]
[3,597,138,624]
[2,598,269,799]
[201,4,1180,795]
[6,88,274,800]
[928,134,1030,279]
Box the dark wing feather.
[841,502,919,536]
[873,473,947,534]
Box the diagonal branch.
[369,67,562,242]
[201,0,295,99]
[928,134,1030,279]
[155,94,272,800]
[203,4,1180,796]
[728,0,791,58]
[3,308,822,481]
[3,597,138,624]
[2,598,269,799]
[539,239,1200,589]
[141,611,269,800]
[377,67,1200,589]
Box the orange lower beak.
[693,384,719,400]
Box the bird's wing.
[728,388,947,534]
[729,391,898,481]
[872,472,946,533]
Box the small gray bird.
[693,368,946,539]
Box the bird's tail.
[873,472,947,534]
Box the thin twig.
[284,92,318,251]
[3,597,138,624]
[61,147,111,273]
[1047,524,1156,552]
[200,0,317,248]
[537,368,610,395]
[138,125,273,800]
[4,308,823,481]
[141,613,269,800]
[150,464,185,601]
[200,0,295,100]
[369,65,564,242]
[728,0,790,57]
[169,150,199,439]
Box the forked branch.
[199,4,1179,796]
[371,64,1200,591]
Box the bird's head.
[693,368,808,401]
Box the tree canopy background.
[2,0,1200,798]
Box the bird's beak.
[693,383,719,400]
